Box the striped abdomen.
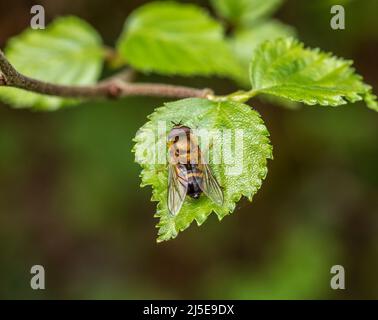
[185,164,202,199]
[168,125,203,199]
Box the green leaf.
[133,98,272,242]
[249,38,377,108]
[365,92,378,112]
[211,0,283,27]
[117,1,241,77]
[230,20,295,86]
[0,16,104,110]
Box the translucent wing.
[168,165,188,215]
[197,163,224,206]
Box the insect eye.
[175,149,179,156]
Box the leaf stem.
[208,90,260,103]
[103,46,128,69]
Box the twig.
[0,49,213,100]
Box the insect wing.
[168,165,188,215]
[196,163,224,206]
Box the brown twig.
[0,49,213,100]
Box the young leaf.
[365,92,378,112]
[211,0,283,27]
[133,98,272,242]
[230,20,295,86]
[249,38,377,108]
[0,16,104,110]
[117,1,241,77]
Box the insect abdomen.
[186,164,202,199]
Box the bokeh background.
[0,0,377,299]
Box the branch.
[0,49,213,100]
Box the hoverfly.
[167,124,224,215]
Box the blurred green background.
[0,0,377,299]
